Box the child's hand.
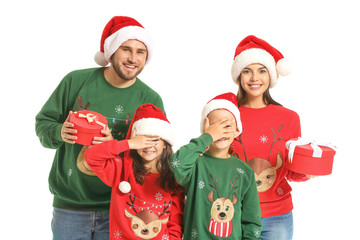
[127,128,160,150]
[204,117,238,142]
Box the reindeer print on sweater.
[234,125,284,192]
[125,193,171,239]
[207,175,239,238]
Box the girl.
[230,35,311,240]
[85,104,184,240]
[170,93,262,239]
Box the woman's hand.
[306,175,318,179]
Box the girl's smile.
[137,139,166,172]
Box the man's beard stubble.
[111,59,144,81]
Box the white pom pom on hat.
[94,51,108,67]
[231,35,292,88]
[119,181,131,194]
[276,58,292,76]
[94,16,153,66]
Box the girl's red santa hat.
[119,104,174,194]
[231,35,292,88]
[94,16,153,67]
[200,92,242,136]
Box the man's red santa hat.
[231,35,292,88]
[94,16,153,67]
[119,104,174,194]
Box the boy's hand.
[127,128,160,149]
[204,117,238,142]
[61,111,77,144]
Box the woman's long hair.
[236,76,282,107]
[130,141,180,193]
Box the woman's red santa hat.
[94,16,153,67]
[119,104,174,194]
[231,35,292,88]
[200,92,242,136]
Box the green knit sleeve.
[169,133,213,187]
[35,72,80,149]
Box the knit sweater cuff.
[199,133,214,149]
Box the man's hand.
[61,111,77,144]
[92,126,113,145]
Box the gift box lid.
[293,143,336,158]
[70,110,107,133]
[286,138,336,159]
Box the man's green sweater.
[35,67,164,210]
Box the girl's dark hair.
[236,77,282,107]
[130,141,180,193]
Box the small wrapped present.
[285,137,336,175]
[70,110,107,146]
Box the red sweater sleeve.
[286,171,309,182]
[167,186,185,240]
[84,140,130,187]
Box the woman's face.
[239,63,270,99]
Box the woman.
[230,35,311,240]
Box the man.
[35,16,164,239]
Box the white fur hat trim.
[231,48,278,88]
[102,26,153,65]
[132,118,174,146]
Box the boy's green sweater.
[35,67,164,210]
[170,134,262,239]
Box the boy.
[170,93,262,239]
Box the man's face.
[110,39,148,81]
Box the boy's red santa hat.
[231,35,292,88]
[119,104,174,194]
[94,16,153,67]
[200,92,242,136]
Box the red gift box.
[285,138,336,176]
[70,110,107,146]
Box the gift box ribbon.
[77,112,106,129]
[286,138,336,163]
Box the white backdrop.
[1,0,359,239]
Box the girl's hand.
[204,117,238,142]
[127,128,160,149]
